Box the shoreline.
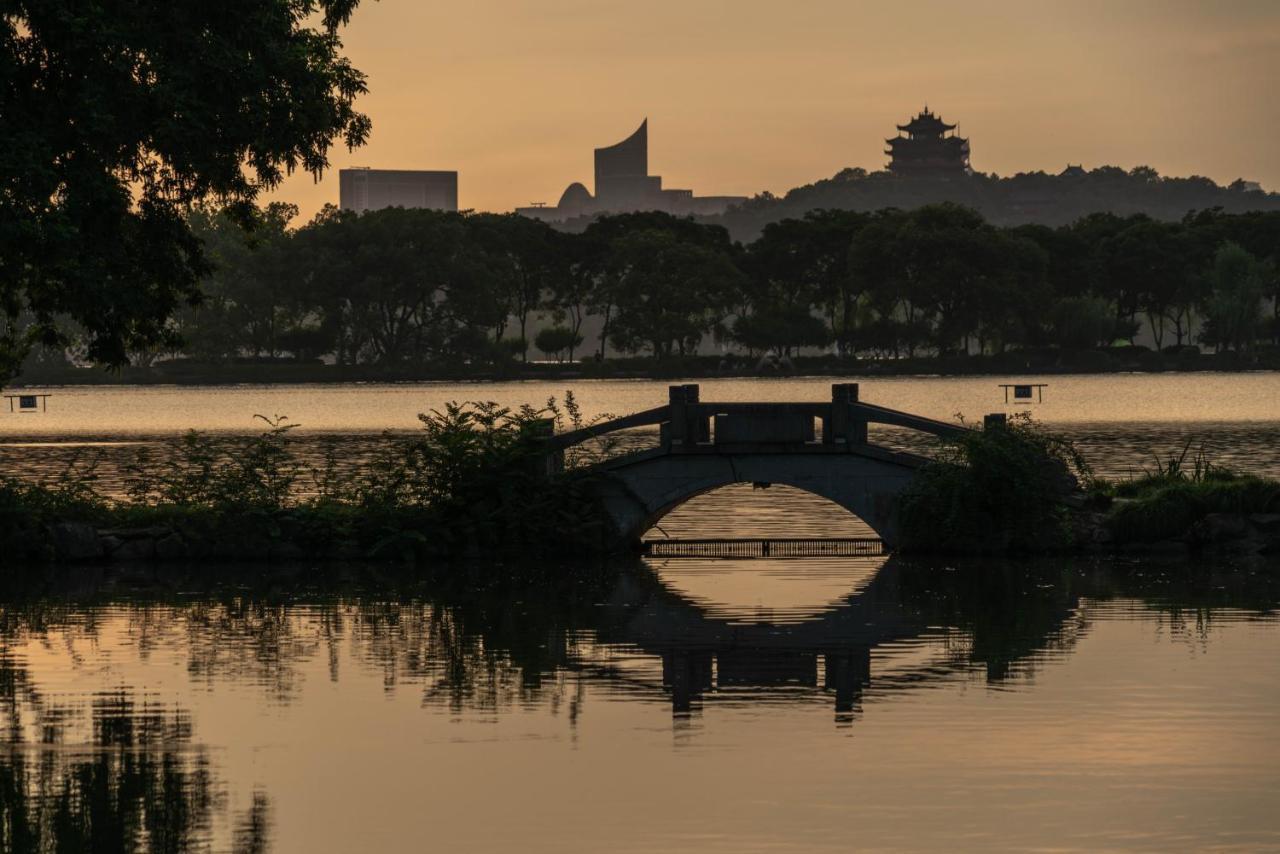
[19,505,1280,567]
[7,348,1279,387]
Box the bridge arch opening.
[645,483,878,541]
[643,484,888,622]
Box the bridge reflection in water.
[4,557,1276,851]
[591,554,1058,722]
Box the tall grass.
[1096,440,1280,543]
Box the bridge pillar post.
[667,384,706,451]
[668,385,687,448]
[828,383,868,446]
[824,646,871,715]
[524,417,562,476]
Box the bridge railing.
[544,383,970,458]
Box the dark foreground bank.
[3,400,612,566]
[5,405,1280,566]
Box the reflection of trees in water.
[2,557,1277,737]
[177,599,326,703]
[0,598,273,853]
[0,694,270,853]
[344,594,591,718]
[1,748,216,852]
[0,558,1275,848]
[894,561,1089,682]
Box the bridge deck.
[545,383,968,457]
[540,384,992,552]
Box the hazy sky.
[268,0,1280,219]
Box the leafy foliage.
[1104,474,1280,544]
[0,453,107,560]
[4,393,617,562]
[1092,441,1280,543]
[898,415,1091,554]
[1,0,371,381]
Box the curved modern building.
[594,120,662,210]
[518,119,745,221]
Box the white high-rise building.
[339,169,458,213]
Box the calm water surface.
[2,553,1279,853]
[4,372,1280,490]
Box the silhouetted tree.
[0,0,371,382]
[1047,296,1118,350]
[546,230,601,361]
[1201,243,1269,355]
[184,202,310,360]
[608,228,742,357]
[741,211,865,355]
[535,326,583,362]
[468,213,560,361]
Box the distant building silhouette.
[518,119,746,221]
[885,108,970,177]
[339,168,458,213]
[594,120,656,210]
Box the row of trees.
[177,205,744,365]
[710,165,1280,242]
[166,202,1279,368]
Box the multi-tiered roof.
[885,107,970,177]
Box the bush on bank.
[3,397,613,564]
[1097,454,1280,544]
[899,421,1280,555]
[897,415,1091,554]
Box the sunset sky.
[268,0,1280,219]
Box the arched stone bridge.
[543,384,988,552]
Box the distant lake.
[4,373,1280,498]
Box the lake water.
[1,557,1278,853]
[3,374,1280,852]
[4,372,1280,495]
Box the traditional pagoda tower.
[885,107,971,177]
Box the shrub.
[534,327,584,362]
[25,393,618,561]
[1,454,107,561]
[898,415,1090,554]
[1095,441,1280,542]
[1106,476,1280,543]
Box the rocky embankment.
[1076,510,1280,556]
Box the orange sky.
[267,0,1280,220]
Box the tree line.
[159,202,1280,370]
[707,165,1280,242]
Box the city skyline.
[263,0,1280,220]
